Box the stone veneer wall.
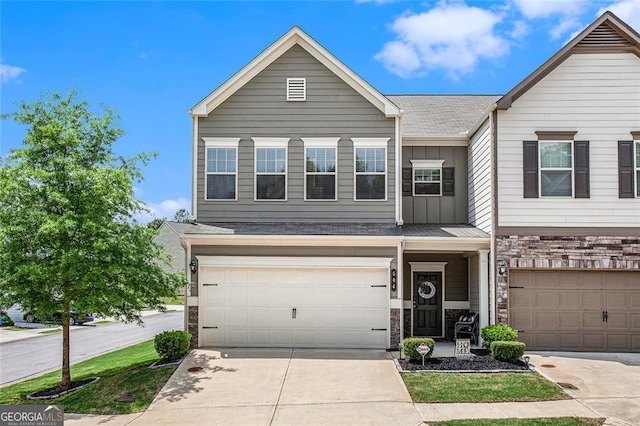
[390,308,401,348]
[403,310,411,339]
[495,235,640,323]
[188,306,198,348]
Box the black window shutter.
[442,167,455,196]
[618,141,634,198]
[523,141,539,198]
[402,167,412,196]
[574,141,590,198]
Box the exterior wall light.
[189,260,197,274]
[497,260,508,277]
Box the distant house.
[153,221,195,295]
[176,11,639,352]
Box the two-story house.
[178,11,639,352]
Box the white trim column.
[478,249,490,344]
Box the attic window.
[287,78,306,101]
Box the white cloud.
[0,64,27,84]
[509,20,530,39]
[549,17,582,40]
[375,2,509,78]
[355,0,398,4]
[598,0,640,31]
[513,0,587,19]
[134,197,190,224]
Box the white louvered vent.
[286,78,306,101]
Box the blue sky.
[2,0,639,222]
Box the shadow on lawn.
[154,352,237,403]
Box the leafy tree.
[172,208,191,223]
[0,91,186,388]
[147,217,166,230]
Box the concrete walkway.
[62,348,622,426]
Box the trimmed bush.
[480,324,518,348]
[154,330,191,361]
[490,341,526,363]
[402,337,436,361]
[0,312,14,327]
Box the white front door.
[199,259,390,348]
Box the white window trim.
[411,159,444,197]
[253,138,289,202]
[286,78,306,102]
[539,140,574,198]
[352,138,389,202]
[203,138,239,202]
[635,140,639,198]
[303,138,339,202]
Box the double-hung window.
[253,138,289,201]
[539,141,573,197]
[303,138,338,201]
[204,138,238,200]
[411,160,444,196]
[636,140,640,197]
[352,138,388,201]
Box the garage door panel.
[200,264,389,348]
[509,271,638,352]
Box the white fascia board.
[203,137,241,147]
[301,137,340,147]
[402,136,469,147]
[190,28,400,118]
[467,103,497,139]
[252,137,290,147]
[351,138,389,148]
[183,234,402,247]
[404,237,490,252]
[196,256,394,269]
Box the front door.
[413,271,442,336]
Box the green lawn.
[402,372,568,403]
[434,418,604,426]
[0,340,176,414]
[160,295,184,306]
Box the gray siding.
[154,223,185,275]
[402,146,468,224]
[468,253,479,315]
[190,245,397,296]
[402,253,469,302]
[197,44,395,223]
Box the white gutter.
[191,116,198,220]
[183,234,403,247]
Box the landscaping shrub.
[0,312,14,327]
[491,341,526,363]
[154,330,191,361]
[480,324,518,348]
[402,337,436,361]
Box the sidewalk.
[0,305,184,345]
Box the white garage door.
[199,257,391,349]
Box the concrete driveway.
[528,351,640,426]
[134,348,422,426]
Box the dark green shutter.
[618,141,634,198]
[574,141,590,198]
[402,167,412,196]
[442,167,455,196]
[523,141,539,198]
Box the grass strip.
[402,372,568,403]
[0,340,176,414]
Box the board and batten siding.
[497,52,640,227]
[196,44,396,223]
[468,119,492,233]
[402,146,468,224]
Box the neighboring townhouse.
[494,12,640,352]
[178,11,639,352]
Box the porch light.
[497,260,508,277]
[189,260,197,274]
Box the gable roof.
[498,11,640,110]
[388,95,499,138]
[190,26,401,118]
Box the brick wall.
[390,308,401,348]
[188,306,198,348]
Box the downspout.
[191,116,198,220]
[489,108,498,325]
[395,112,404,225]
[397,239,405,344]
[181,238,192,334]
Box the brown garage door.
[509,271,640,352]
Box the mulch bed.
[27,377,100,400]
[399,349,529,371]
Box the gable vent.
[577,22,633,47]
[287,78,306,101]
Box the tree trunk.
[61,302,71,386]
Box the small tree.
[173,208,191,223]
[0,91,186,388]
[147,217,166,230]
